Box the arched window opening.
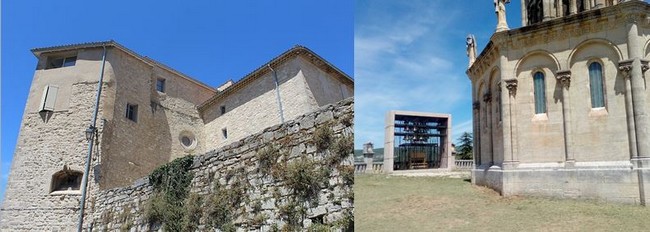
[589,62,605,108]
[533,72,547,114]
[496,83,502,122]
[51,169,83,192]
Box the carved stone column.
[570,0,577,14]
[626,16,649,160]
[619,60,638,159]
[543,0,553,21]
[503,79,519,169]
[483,92,495,166]
[556,70,574,166]
[473,101,482,166]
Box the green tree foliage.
[456,132,473,160]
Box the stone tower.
[0,41,216,230]
[468,0,650,204]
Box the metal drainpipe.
[78,45,107,232]
[268,64,285,123]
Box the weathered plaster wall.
[91,98,354,231]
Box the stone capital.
[618,59,634,78]
[555,70,571,89]
[504,79,518,97]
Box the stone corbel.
[618,59,634,78]
[504,79,518,97]
[483,92,492,103]
[473,101,480,111]
[555,70,572,89]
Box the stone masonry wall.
[91,98,354,231]
[0,47,112,231]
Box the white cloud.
[354,0,473,149]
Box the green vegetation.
[284,157,330,200]
[328,135,354,166]
[145,155,194,232]
[205,173,248,231]
[455,132,473,160]
[257,145,281,175]
[356,175,650,232]
[313,124,333,151]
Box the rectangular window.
[126,103,138,122]
[46,56,77,69]
[220,105,226,115]
[39,85,59,112]
[156,79,166,92]
[222,128,228,139]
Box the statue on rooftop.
[495,0,511,32]
[466,34,477,68]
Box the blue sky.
[354,0,523,148]
[1,0,352,203]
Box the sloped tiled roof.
[31,40,216,92]
[196,45,353,111]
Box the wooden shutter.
[39,85,59,112]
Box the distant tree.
[455,132,473,160]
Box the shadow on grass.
[463,178,471,183]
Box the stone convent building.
[0,40,353,229]
[468,0,650,204]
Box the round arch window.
[178,131,197,150]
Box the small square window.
[220,105,226,115]
[222,128,228,139]
[156,79,166,93]
[126,103,138,122]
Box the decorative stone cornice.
[473,101,480,111]
[504,79,518,97]
[556,70,571,89]
[618,59,634,78]
[483,92,492,103]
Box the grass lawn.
[355,174,650,232]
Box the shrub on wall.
[145,155,194,232]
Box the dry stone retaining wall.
[92,98,354,231]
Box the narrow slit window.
[533,72,547,114]
[156,79,166,93]
[589,62,605,108]
[126,103,138,122]
[220,105,226,115]
[222,128,228,139]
